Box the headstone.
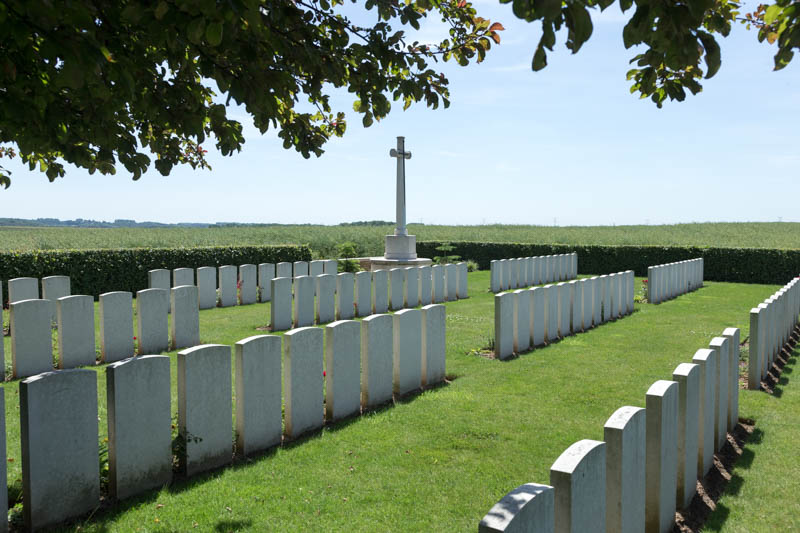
[747,307,761,387]
[196,266,217,309]
[581,279,593,331]
[173,267,194,287]
[604,406,645,533]
[495,292,514,360]
[550,439,606,533]
[526,257,535,287]
[136,288,169,355]
[325,320,361,421]
[148,269,170,291]
[276,262,292,279]
[531,287,545,347]
[235,335,282,455]
[336,272,355,320]
[107,355,172,500]
[479,483,555,533]
[100,291,134,363]
[645,380,678,533]
[709,337,730,450]
[672,363,699,508]
[513,290,531,353]
[239,264,257,305]
[405,267,420,308]
[323,259,338,275]
[591,277,601,326]
[354,271,372,317]
[722,327,740,430]
[8,277,38,303]
[421,304,446,387]
[534,256,543,285]
[373,270,389,314]
[393,309,423,396]
[257,263,275,303]
[361,314,394,408]
[316,274,336,324]
[11,299,54,378]
[283,327,324,438]
[570,280,582,333]
[457,262,469,299]
[609,273,619,319]
[692,348,717,476]
[57,295,96,368]
[510,259,520,289]
[503,259,512,291]
[389,268,405,311]
[171,285,200,350]
[21,369,99,531]
[294,275,315,327]
[490,261,501,293]
[445,263,458,301]
[42,275,70,322]
[626,270,635,314]
[177,344,232,476]
[218,265,237,307]
[270,277,293,332]
[520,257,530,287]
[310,260,324,278]
[557,282,570,337]
[545,285,559,342]
[432,264,445,303]
[601,275,611,323]
[419,265,433,306]
[293,261,309,277]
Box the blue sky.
[1,1,798,225]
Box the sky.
[1,1,798,226]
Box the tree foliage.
[0,0,503,187]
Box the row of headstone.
[490,253,578,293]
[4,286,200,379]
[13,305,446,530]
[748,275,800,390]
[479,326,740,533]
[494,271,635,360]
[3,275,71,323]
[269,263,467,332]
[647,258,703,304]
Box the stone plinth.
[384,234,417,260]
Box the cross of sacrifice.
[389,136,412,237]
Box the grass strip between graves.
[0,271,791,532]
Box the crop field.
[1,222,799,257]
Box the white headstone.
[235,335,282,455]
[457,262,469,299]
[404,267,420,308]
[293,261,309,277]
[258,263,275,303]
[218,265,237,307]
[239,264,257,305]
[709,337,730,451]
[336,272,355,320]
[316,274,336,324]
[503,259,512,291]
[550,439,606,533]
[514,289,531,353]
[171,285,200,350]
[557,282,570,337]
[100,291,134,363]
[531,287,545,347]
[692,348,717,477]
[283,327,324,438]
[672,363,699,508]
[432,264,445,303]
[545,285,558,342]
[479,483,555,533]
[591,277,601,326]
[42,275,70,322]
[276,261,292,279]
[373,270,389,314]
[421,304,446,387]
[136,288,169,355]
[325,320,361,421]
[389,268,405,311]
[354,271,372,317]
[196,266,217,309]
[8,277,38,303]
[270,277,293,332]
[604,406,645,533]
[609,273,619,319]
[645,380,678,533]
[177,344,232,476]
[490,260,501,293]
[601,275,611,323]
[323,259,338,275]
[310,260,324,278]
[107,355,172,500]
[581,279,593,331]
[419,265,433,306]
[393,309,422,396]
[148,269,170,291]
[11,299,54,378]
[294,275,315,327]
[722,327,740,429]
[570,280,582,333]
[21,369,99,531]
[495,292,514,360]
[445,263,458,301]
[57,295,96,368]
[173,267,194,287]
[361,314,394,408]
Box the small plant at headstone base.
[465,260,479,272]
[337,242,362,272]
[99,437,110,493]
[637,279,649,303]
[433,242,460,265]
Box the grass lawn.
[0,271,790,531]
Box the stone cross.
[389,136,411,236]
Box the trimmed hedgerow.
[417,241,800,285]
[0,245,311,304]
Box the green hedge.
[417,241,800,285]
[1,245,311,304]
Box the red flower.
[323,370,326,377]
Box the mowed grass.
[1,221,800,256]
[0,272,789,531]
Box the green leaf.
[155,1,169,20]
[697,32,721,78]
[188,18,206,45]
[764,4,782,25]
[206,22,223,46]
[532,44,548,70]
